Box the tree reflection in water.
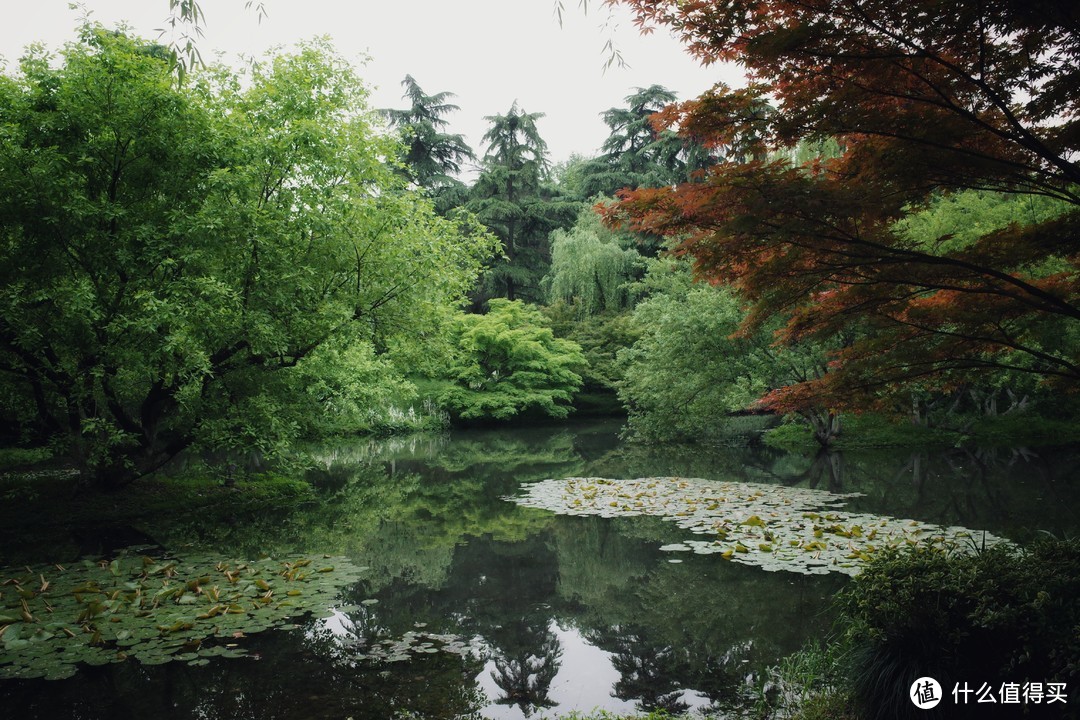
[607,628,690,713]
[4,420,1079,718]
[488,621,563,716]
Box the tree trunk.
[77,432,191,492]
[805,408,842,446]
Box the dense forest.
[1,1,1079,718]
[3,2,1080,488]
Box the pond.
[2,418,1078,719]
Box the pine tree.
[467,102,578,304]
[574,86,716,199]
[382,75,474,209]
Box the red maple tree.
[601,0,1080,426]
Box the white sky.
[0,0,744,174]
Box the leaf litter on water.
[508,476,1008,575]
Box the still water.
[2,419,1078,718]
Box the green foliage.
[467,103,580,304]
[761,421,817,450]
[543,302,641,396]
[160,1,267,82]
[571,86,715,199]
[437,300,586,421]
[617,257,825,442]
[382,74,474,205]
[0,447,52,470]
[0,551,366,680]
[617,258,756,440]
[758,639,855,720]
[963,412,1080,446]
[0,27,495,487]
[544,203,644,316]
[837,540,1080,719]
[785,693,859,720]
[764,415,945,450]
[895,189,1075,255]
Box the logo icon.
[911,677,942,709]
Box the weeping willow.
[544,212,641,316]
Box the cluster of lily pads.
[337,621,479,664]
[510,476,1007,575]
[0,551,366,680]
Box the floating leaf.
[0,551,366,680]
[509,476,1008,576]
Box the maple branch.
[867,311,1080,379]
[826,2,1080,183]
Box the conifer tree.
[467,103,578,304]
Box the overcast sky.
[0,0,745,174]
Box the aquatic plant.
[509,476,1007,575]
[0,551,366,680]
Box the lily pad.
[346,627,481,664]
[509,476,1008,576]
[0,550,367,680]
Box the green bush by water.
[837,539,1080,719]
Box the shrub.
[836,540,1080,719]
[437,300,586,421]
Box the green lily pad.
[0,550,367,680]
[510,476,1009,576]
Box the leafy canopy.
[438,299,586,421]
[544,202,643,317]
[605,0,1080,412]
[0,26,495,487]
[382,74,475,192]
[617,257,829,442]
[467,103,579,305]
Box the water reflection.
[2,419,1079,718]
[488,621,562,716]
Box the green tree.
[0,28,494,488]
[544,202,643,317]
[467,103,578,304]
[437,299,586,421]
[887,189,1077,424]
[572,86,716,200]
[382,75,474,210]
[618,258,830,442]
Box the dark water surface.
[2,419,1078,719]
